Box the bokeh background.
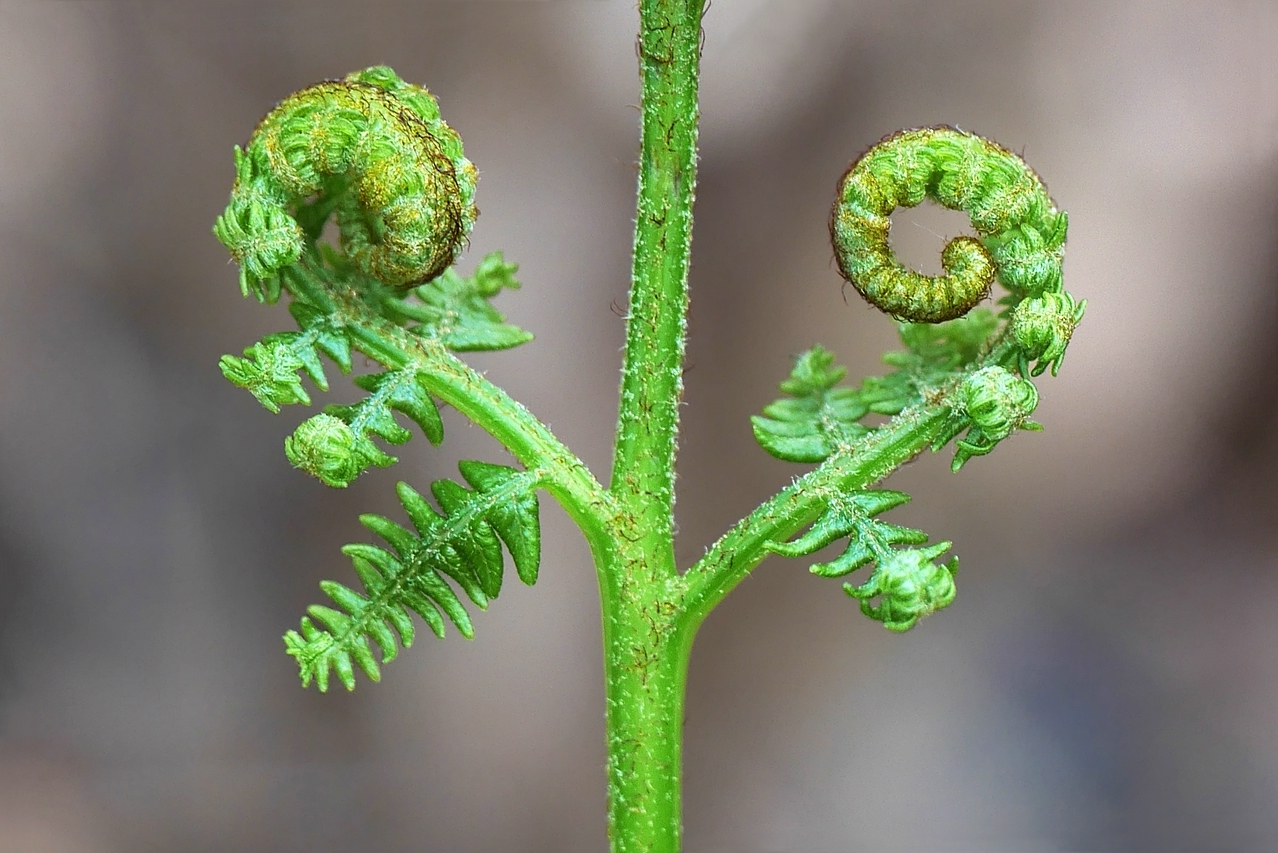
[3,1,1278,850]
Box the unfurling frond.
[831,126,1067,323]
[766,489,956,632]
[1009,290,1085,377]
[753,310,999,464]
[284,461,542,692]
[751,347,870,463]
[218,304,353,413]
[933,365,1042,471]
[219,241,530,488]
[388,252,534,351]
[215,69,557,697]
[214,66,477,301]
[859,308,1001,417]
[286,370,443,488]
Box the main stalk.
[604,2,705,851]
[610,0,704,558]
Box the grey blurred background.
[2,1,1277,850]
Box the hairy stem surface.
[604,1,704,850]
[610,0,704,559]
[601,551,694,853]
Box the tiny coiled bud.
[960,365,1039,439]
[950,365,1041,470]
[285,414,364,488]
[215,66,478,300]
[846,542,958,632]
[831,127,1067,323]
[1010,291,1086,377]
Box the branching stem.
[599,2,705,850]
[683,404,951,623]
[292,266,620,568]
[218,14,1076,851]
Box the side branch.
[293,273,617,557]
[419,346,618,555]
[681,405,952,626]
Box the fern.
[750,347,871,462]
[389,252,534,351]
[933,363,1043,472]
[765,489,957,632]
[284,461,542,692]
[214,48,1084,850]
[857,307,1000,417]
[222,248,528,411]
[286,369,443,488]
[218,316,352,413]
[752,311,1036,627]
[755,309,1042,479]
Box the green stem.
[416,343,617,558]
[601,552,694,853]
[610,0,704,561]
[683,404,953,624]
[601,2,705,850]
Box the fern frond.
[214,66,477,300]
[284,461,542,691]
[753,309,998,464]
[931,364,1042,472]
[387,252,534,351]
[766,489,956,632]
[284,369,444,488]
[860,307,1000,415]
[750,347,870,462]
[219,243,535,487]
[218,305,353,413]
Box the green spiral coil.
[215,66,478,300]
[830,126,1068,323]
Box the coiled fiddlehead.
[214,66,478,301]
[752,123,1081,630]
[831,126,1068,323]
[941,365,1042,471]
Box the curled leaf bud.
[831,126,1067,323]
[215,66,478,301]
[846,542,957,632]
[218,334,310,413]
[285,414,365,488]
[1010,291,1086,376]
[950,365,1041,470]
[960,365,1039,440]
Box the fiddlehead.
[936,365,1042,471]
[215,67,611,692]
[688,128,1081,631]
[831,126,1067,323]
[214,66,477,301]
[1009,290,1086,377]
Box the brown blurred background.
[3,1,1278,850]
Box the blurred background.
[2,0,1278,850]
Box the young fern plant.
[213,5,1081,850]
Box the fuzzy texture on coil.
[831,126,1067,323]
[215,66,478,300]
